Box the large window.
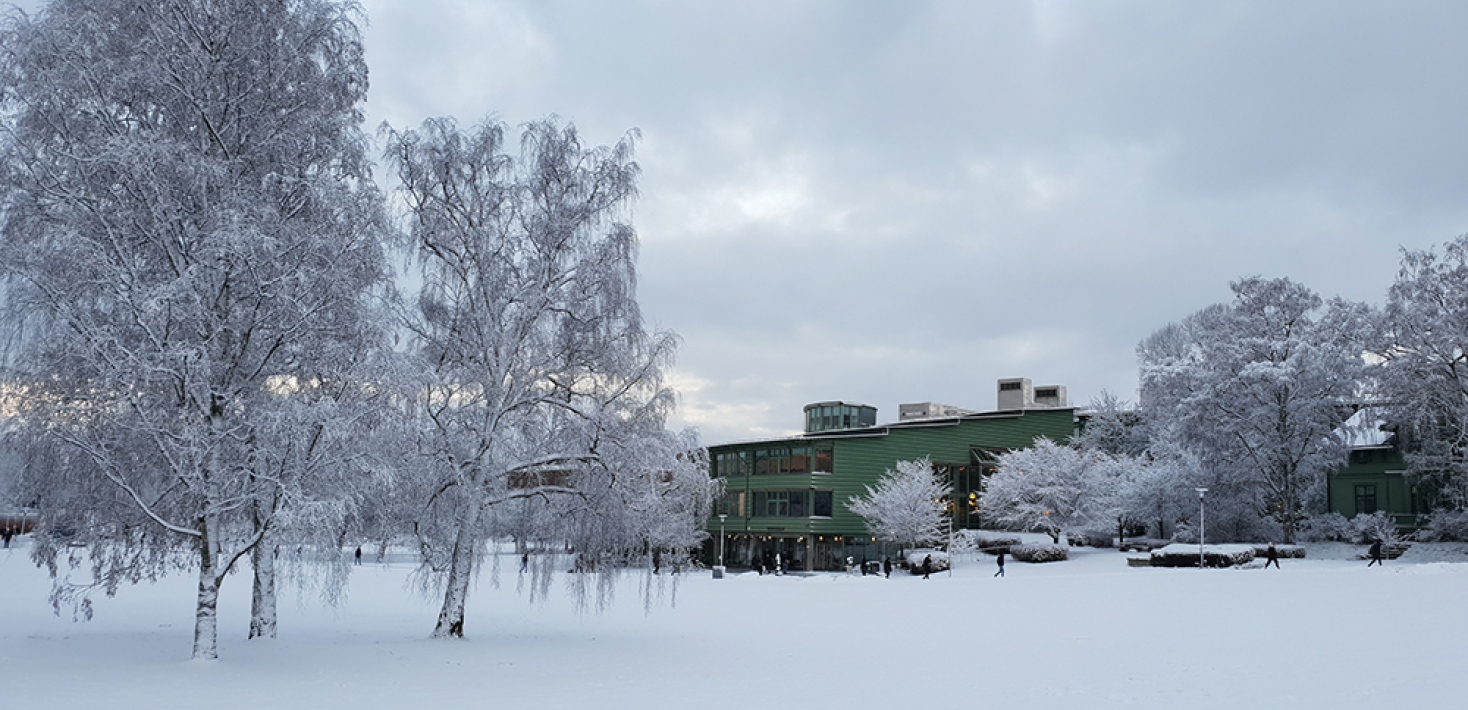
[1355,484,1378,515]
[715,451,749,477]
[715,446,834,476]
[751,490,833,518]
[715,491,746,517]
[814,448,833,473]
[804,403,877,433]
[813,490,833,517]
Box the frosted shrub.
[1350,511,1400,544]
[1250,544,1305,559]
[1298,512,1352,542]
[971,534,1021,555]
[1010,544,1069,563]
[1150,544,1254,568]
[1416,510,1468,542]
[1068,530,1115,548]
[904,550,950,574]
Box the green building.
[1325,410,1437,531]
[703,378,1078,572]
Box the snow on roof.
[1341,408,1392,449]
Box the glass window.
[715,451,749,477]
[813,491,833,516]
[1355,485,1378,515]
[749,490,830,517]
[814,448,833,473]
[789,491,807,517]
[790,447,811,473]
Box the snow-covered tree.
[1110,445,1205,541]
[384,117,708,638]
[1377,235,1468,535]
[984,438,1099,544]
[1138,277,1370,543]
[1074,391,1151,458]
[847,457,951,551]
[1073,393,1156,544]
[0,0,387,659]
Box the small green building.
[703,378,1077,571]
[1326,411,1436,531]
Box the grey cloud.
[360,0,1468,444]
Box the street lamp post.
[1195,487,1208,569]
[717,513,728,575]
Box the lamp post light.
[1195,487,1208,569]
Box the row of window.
[717,490,835,518]
[714,447,833,477]
[804,404,876,433]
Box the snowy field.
[3,538,1466,709]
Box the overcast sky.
[359,0,1468,445]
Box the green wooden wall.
[1327,446,1425,529]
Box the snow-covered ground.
[3,537,1466,709]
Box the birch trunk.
[193,535,221,660]
[248,539,278,639]
[432,504,481,638]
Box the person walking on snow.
[1367,539,1384,567]
[354,546,362,566]
[994,550,1005,577]
[921,554,933,579]
[1263,543,1280,569]
[882,556,892,578]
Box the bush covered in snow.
[1297,512,1352,542]
[1416,510,1468,542]
[970,534,1021,555]
[1067,530,1115,548]
[1010,543,1069,563]
[1149,544,1255,568]
[1302,511,1404,544]
[904,550,950,574]
[1250,544,1305,559]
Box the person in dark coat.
[994,550,1005,577]
[1263,543,1280,569]
[520,551,529,573]
[921,554,932,579]
[1367,539,1384,567]
[354,546,362,566]
[882,556,892,578]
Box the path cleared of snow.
[2,540,1464,709]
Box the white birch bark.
[248,534,278,640]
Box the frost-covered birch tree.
[1138,277,1371,543]
[847,457,950,551]
[0,0,387,659]
[1378,235,1468,537]
[384,117,707,639]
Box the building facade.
[704,379,1076,571]
[1326,412,1438,531]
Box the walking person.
[882,556,892,579]
[994,549,1005,577]
[1263,543,1280,569]
[1367,539,1384,567]
[520,551,529,573]
[921,554,932,580]
[354,546,362,566]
